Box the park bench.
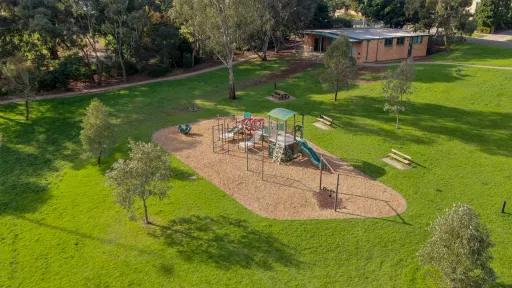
[272,90,290,101]
[316,115,333,127]
[387,149,413,166]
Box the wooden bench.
[272,90,290,101]
[316,115,333,126]
[387,149,412,166]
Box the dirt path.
[153,119,407,220]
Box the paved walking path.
[0,57,256,105]
[361,61,512,70]
[2,56,510,106]
[467,31,512,49]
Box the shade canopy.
[267,108,297,121]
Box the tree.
[383,61,414,129]
[418,203,496,288]
[102,0,131,82]
[1,55,36,121]
[172,0,261,100]
[321,36,357,102]
[80,99,114,165]
[476,0,512,32]
[353,0,410,28]
[106,141,171,224]
[434,0,473,48]
[308,0,333,28]
[69,0,105,85]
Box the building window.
[397,37,405,46]
[413,36,423,44]
[384,38,394,47]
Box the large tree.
[106,141,171,224]
[353,0,410,28]
[419,203,496,288]
[321,36,357,102]
[433,0,473,47]
[80,99,114,165]
[172,0,262,100]
[476,0,512,32]
[383,61,414,129]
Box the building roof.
[304,28,430,42]
[267,108,297,121]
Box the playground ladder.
[272,142,285,165]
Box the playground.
[153,110,406,220]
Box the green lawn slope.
[1,49,511,287]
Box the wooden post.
[246,132,249,171]
[319,157,323,192]
[293,114,296,141]
[227,124,230,154]
[334,174,340,211]
[261,124,264,180]
[502,201,507,213]
[301,114,305,139]
[212,125,215,153]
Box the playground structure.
[154,118,406,219]
[211,108,341,210]
[212,108,333,169]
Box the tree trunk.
[142,198,149,224]
[334,81,339,102]
[24,97,30,121]
[227,63,236,100]
[443,33,450,50]
[97,150,102,166]
[395,112,400,129]
[116,32,127,82]
[262,33,270,61]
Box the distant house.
[303,28,430,63]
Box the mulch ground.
[153,118,407,220]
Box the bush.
[477,26,492,34]
[146,64,170,78]
[37,54,88,91]
[182,53,194,68]
[124,61,139,76]
[331,17,353,28]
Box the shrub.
[182,52,194,68]
[37,54,88,91]
[124,61,139,76]
[147,64,170,78]
[419,203,495,288]
[331,17,353,28]
[477,26,492,34]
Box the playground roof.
[267,108,297,121]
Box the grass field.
[1,44,512,287]
[430,42,512,66]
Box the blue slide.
[297,139,323,169]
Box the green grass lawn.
[430,42,512,66]
[1,49,512,287]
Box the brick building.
[303,29,430,63]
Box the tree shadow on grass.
[152,215,300,270]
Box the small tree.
[106,141,171,224]
[383,61,414,129]
[419,203,496,288]
[321,36,357,102]
[80,99,113,165]
[1,55,36,121]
